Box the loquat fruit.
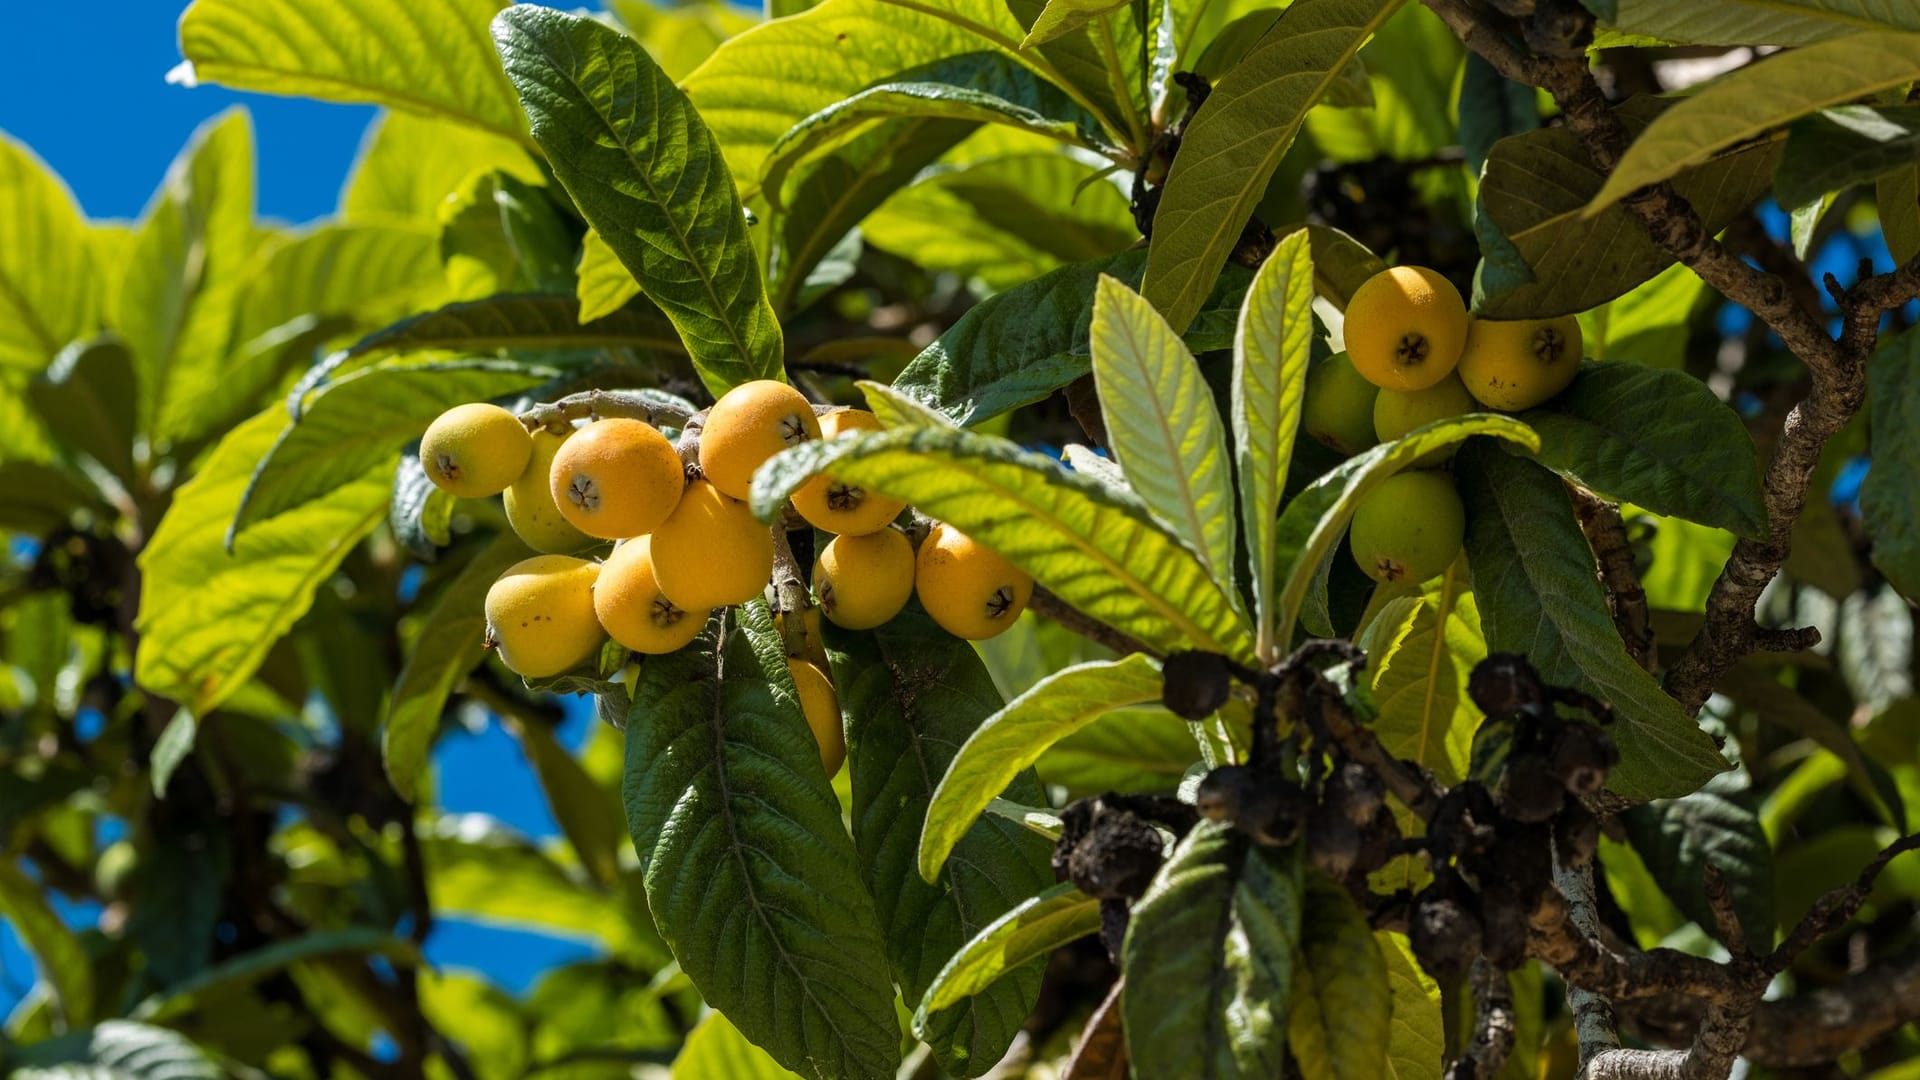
[649,478,774,609]
[791,409,906,535]
[698,380,823,500]
[549,418,685,540]
[1373,372,1478,468]
[1456,315,1583,411]
[1344,266,1469,392]
[815,527,915,630]
[422,402,532,498]
[1302,351,1381,457]
[485,555,606,678]
[505,427,597,554]
[594,536,711,655]
[787,658,845,774]
[1348,471,1465,586]
[915,523,1032,641]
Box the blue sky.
[0,1,604,1013]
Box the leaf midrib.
[1104,310,1226,578]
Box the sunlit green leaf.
[1367,565,1481,788]
[672,1012,802,1079]
[1601,0,1920,46]
[917,882,1101,1015]
[1287,873,1389,1080]
[1378,932,1443,1080]
[0,132,99,372]
[1776,106,1920,210]
[495,7,783,396]
[343,110,540,224]
[576,228,642,324]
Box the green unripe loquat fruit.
[699,380,823,500]
[1302,351,1381,457]
[485,555,606,678]
[915,523,1032,641]
[1348,471,1465,586]
[1373,372,1478,467]
[422,402,533,498]
[815,527,915,630]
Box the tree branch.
[1569,489,1653,671]
[1030,586,1151,657]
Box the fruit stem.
[770,525,816,661]
[517,388,696,433]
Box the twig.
[1569,489,1653,671]
[1448,958,1517,1080]
[517,388,695,433]
[1769,832,1920,971]
[1030,586,1150,656]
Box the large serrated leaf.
[494,7,783,397]
[233,361,548,543]
[1862,330,1920,601]
[1456,444,1729,800]
[1882,167,1920,262]
[1377,932,1443,1080]
[0,133,99,372]
[762,52,1108,205]
[1273,414,1540,649]
[133,930,418,1023]
[1233,231,1315,660]
[752,428,1258,660]
[1123,822,1302,1080]
[1091,275,1237,581]
[0,858,93,1027]
[136,407,391,719]
[177,0,530,148]
[1475,97,1780,319]
[384,534,531,801]
[918,882,1103,1015]
[1623,787,1776,948]
[29,337,137,482]
[119,109,256,444]
[1140,0,1402,334]
[919,654,1165,882]
[1590,34,1920,215]
[1601,0,1920,48]
[827,607,1056,1076]
[1520,363,1766,540]
[323,292,683,385]
[892,250,1251,425]
[1287,873,1389,1080]
[622,602,901,1080]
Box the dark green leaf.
[494,7,783,396]
[390,450,456,561]
[1717,664,1905,831]
[1287,872,1390,1080]
[1122,822,1302,1080]
[29,337,137,482]
[751,428,1258,660]
[622,602,900,1080]
[1623,786,1775,948]
[1457,52,1538,177]
[1474,97,1781,318]
[1140,0,1402,333]
[1881,167,1920,262]
[386,533,534,801]
[1456,444,1728,800]
[892,250,1251,425]
[126,835,232,987]
[1599,0,1920,45]
[917,882,1102,1015]
[1520,363,1766,539]
[827,605,1056,1076]
[1776,106,1920,210]
[0,462,107,533]
[920,654,1164,882]
[1862,330,1920,600]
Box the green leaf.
[1577,262,1707,367]
[673,1012,803,1079]
[751,428,1259,659]
[494,7,783,396]
[0,857,93,1027]
[919,654,1164,882]
[176,0,530,148]
[1881,167,1920,262]
[827,606,1056,1076]
[1718,664,1904,830]
[1122,821,1302,1080]
[1600,0,1920,46]
[1035,707,1201,796]
[576,228,642,324]
[612,0,760,83]
[1378,932,1444,1080]
[1021,0,1130,46]
[343,110,540,224]
[119,109,256,444]
[917,882,1102,1015]
[1273,414,1540,649]
[1140,0,1402,334]
[1455,444,1729,800]
[1457,52,1539,177]
[622,602,901,1080]
[385,534,530,800]
[516,717,627,890]
[1622,786,1775,948]
[892,250,1251,425]
[1863,330,1920,601]
[231,360,548,542]
[1003,0,1143,145]
[0,132,99,372]
[1476,97,1781,318]
[1287,873,1389,1080]
[1367,567,1481,787]
[861,146,1138,294]
[762,53,1107,205]
[1776,106,1920,210]
[13,1022,218,1080]
[150,711,199,797]
[1520,363,1766,540]
[28,337,137,482]
[1590,35,1920,215]
[135,406,391,718]
[1233,230,1315,660]
[134,930,418,1023]
[1091,275,1237,581]
[440,171,578,301]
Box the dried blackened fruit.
[1549,721,1619,796]
[1499,752,1566,824]
[1198,766,1310,847]
[1061,805,1167,901]
[1308,807,1362,879]
[1326,761,1386,825]
[1468,652,1547,719]
[1554,805,1600,868]
[1480,887,1531,970]
[1161,651,1235,720]
[1410,876,1485,983]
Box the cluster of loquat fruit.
[1303,265,1583,587]
[417,380,1034,774]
